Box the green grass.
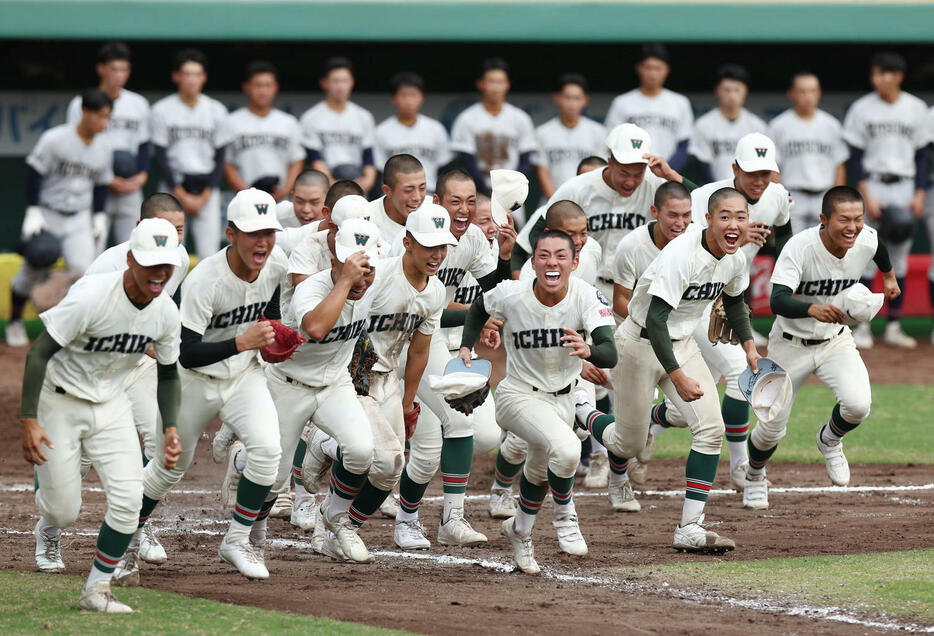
[653,384,934,464]
[639,549,934,625]
[0,571,411,635]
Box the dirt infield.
[1,343,933,634]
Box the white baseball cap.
[490,169,529,226]
[334,217,381,262]
[227,188,283,233]
[606,123,652,165]
[734,132,780,173]
[129,218,182,267]
[737,358,793,424]
[831,283,884,325]
[330,194,371,227]
[405,203,458,248]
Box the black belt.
[795,188,825,196]
[532,379,577,396]
[51,208,80,216]
[54,386,66,395]
[873,173,905,184]
[782,326,844,346]
[639,327,681,342]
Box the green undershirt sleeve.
[459,296,489,351]
[440,308,468,328]
[774,221,794,256]
[646,295,680,374]
[20,331,62,419]
[156,362,181,432]
[722,291,754,343]
[770,283,812,319]
[586,325,617,368]
[873,241,893,273]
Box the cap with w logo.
[734,132,779,174]
[227,187,284,233]
[334,217,382,263]
[606,123,652,166]
[129,217,182,267]
[405,202,458,248]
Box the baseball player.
[300,57,377,191]
[768,72,849,231]
[375,72,453,194]
[450,58,538,201]
[744,186,898,509]
[585,187,759,553]
[276,169,330,228]
[137,188,287,581]
[843,52,928,350]
[459,230,617,573]
[151,49,230,261]
[7,88,114,348]
[689,64,768,183]
[605,44,693,172]
[23,218,182,612]
[533,74,607,200]
[367,154,428,241]
[66,42,149,253]
[222,61,305,201]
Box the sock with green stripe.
[746,436,778,479]
[821,403,860,444]
[85,521,134,589]
[291,438,307,486]
[441,436,473,522]
[322,458,367,523]
[138,494,161,528]
[349,479,392,527]
[493,449,523,490]
[581,408,615,445]
[514,473,548,537]
[397,467,430,522]
[722,396,750,471]
[607,453,628,486]
[596,394,612,415]
[681,449,719,526]
[649,401,671,438]
[548,469,576,518]
[249,497,276,546]
[226,476,273,542]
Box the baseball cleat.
[437,509,488,547]
[310,513,327,554]
[320,530,347,561]
[250,536,265,565]
[501,519,540,575]
[636,431,655,464]
[730,461,750,491]
[211,424,235,464]
[320,504,374,564]
[221,441,245,509]
[138,524,167,564]
[816,430,850,486]
[882,321,917,349]
[112,544,140,587]
[572,389,594,429]
[269,490,294,519]
[627,458,648,488]
[290,498,318,532]
[218,534,269,580]
[34,522,64,573]
[553,515,588,556]
[608,478,641,512]
[77,581,133,614]
[5,319,29,347]
[301,430,333,493]
[852,323,874,349]
[743,476,769,510]
[673,516,735,554]
[379,494,400,518]
[488,486,517,519]
[394,519,431,550]
[583,453,609,489]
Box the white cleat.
[301,432,333,493]
[5,319,29,347]
[882,321,917,349]
[502,519,540,574]
[211,424,235,464]
[320,504,374,564]
[488,487,517,519]
[310,513,328,554]
[112,544,140,587]
[627,458,648,488]
[673,516,735,554]
[583,453,609,489]
[320,531,347,561]
[77,581,133,614]
[816,430,851,486]
[221,441,245,509]
[852,323,874,349]
[34,522,64,573]
[553,515,588,556]
[250,536,265,565]
[743,476,769,510]
[394,519,431,551]
[218,534,269,580]
[138,524,167,564]
[608,478,641,512]
[379,494,399,519]
[730,461,749,491]
[269,490,294,519]
[573,389,594,429]
[290,498,318,532]
[437,508,488,547]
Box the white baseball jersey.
[150,94,229,178]
[179,245,288,379]
[300,101,376,168]
[277,220,323,258]
[628,229,748,340]
[768,109,849,191]
[689,108,768,182]
[40,270,180,403]
[280,267,376,386]
[288,227,332,278]
[26,124,113,212]
[368,196,406,245]
[366,255,445,372]
[519,236,602,286]
[691,177,793,263]
[770,225,878,340]
[604,89,693,160]
[221,107,305,188]
[613,222,661,290]
[842,91,929,177]
[86,241,190,298]
[67,89,150,157]
[403,223,499,306]
[442,238,498,350]
[484,277,615,392]
[450,103,538,190]
[533,117,607,189]
[374,115,452,190]
[276,201,300,228]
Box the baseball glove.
[707,295,750,346]
[259,317,305,363]
[403,402,420,440]
[445,384,490,416]
[349,332,379,396]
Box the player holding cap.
[768,72,849,230]
[66,42,150,252]
[367,154,428,241]
[7,88,114,347]
[689,64,768,183]
[585,187,759,553]
[743,186,898,509]
[605,44,693,171]
[23,218,182,612]
[138,188,287,581]
[276,169,329,228]
[222,61,305,201]
[459,229,618,573]
[151,49,230,261]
